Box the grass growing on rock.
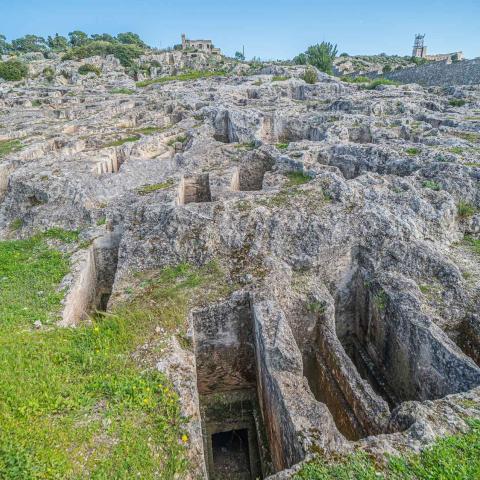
[137,180,174,195]
[364,78,399,89]
[104,135,140,148]
[0,233,230,479]
[0,139,23,158]
[136,70,227,87]
[295,419,480,480]
[457,201,476,218]
[284,171,312,187]
[406,147,422,156]
[110,87,135,94]
[465,235,480,255]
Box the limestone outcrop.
[1,55,479,479]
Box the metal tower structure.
[412,34,427,58]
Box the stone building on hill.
[181,34,221,55]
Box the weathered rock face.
[1,55,480,479]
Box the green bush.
[294,42,338,75]
[42,66,55,81]
[382,64,392,73]
[0,60,28,81]
[457,201,476,218]
[449,98,466,107]
[422,180,441,191]
[406,147,422,156]
[78,63,101,76]
[302,66,318,84]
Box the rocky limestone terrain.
[1,54,480,479]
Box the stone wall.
[382,58,480,86]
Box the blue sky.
[2,0,479,59]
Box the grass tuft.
[457,201,476,218]
[137,180,174,195]
[284,171,312,187]
[0,139,23,158]
[110,87,135,94]
[406,147,422,156]
[422,180,441,191]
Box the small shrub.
[276,142,289,150]
[272,75,289,82]
[382,64,392,74]
[9,218,23,230]
[302,67,317,84]
[31,99,42,107]
[0,60,28,81]
[449,98,466,107]
[422,180,441,191]
[405,147,422,156]
[42,66,55,81]
[450,146,464,154]
[78,64,101,76]
[458,201,476,218]
[373,291,388,311]
[307,301,326,314]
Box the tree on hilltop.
[293,42,338,75]
[11,35,48,53]
[116,32,148,48]
[68,31,89,47]
[235,51,245,61]
[47,34,69,52]
[0,34,11,54]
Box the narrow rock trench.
[61,229,121,325]
[296,263,480,443]
[193,293,272,479]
